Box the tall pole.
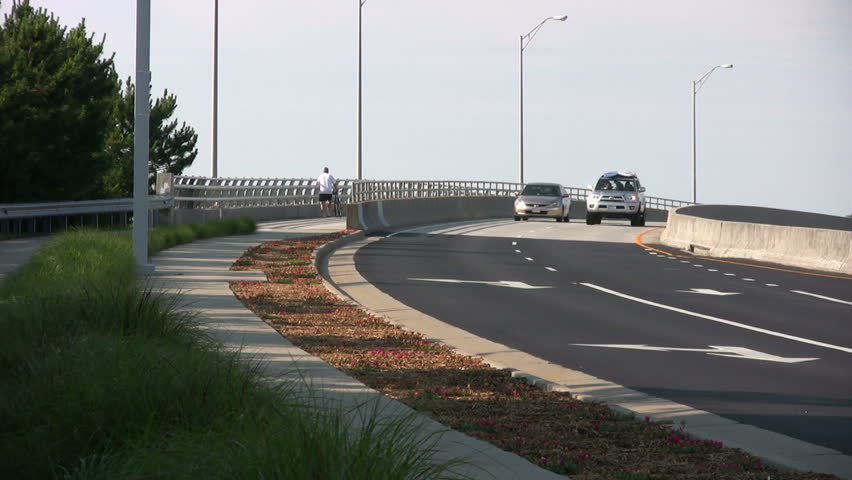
[211,0,219,178]
[519,35,524,184]
[356,0,363,180]
[691,81,696,203]
[133,0,152,272]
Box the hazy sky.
[4,1,851,216]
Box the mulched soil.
[229,231,839,479]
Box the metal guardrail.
[0,196,174,234]
[169,176,356,209]
[351,180,525,203]
[349,180,694,210]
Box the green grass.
[0,223,461,479]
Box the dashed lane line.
[545,267,557,272]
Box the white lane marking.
[724,273,736,276]
[693,264,704,267]
[792,290,852,307]
[667,257,677,260]
[649,252,658,255]
[572,344,817,364]
[677,288,740,296]
[743,278,755,282]
[515,249,521,253]
[525,257,534,262]
[680,260,690,263]
[410,278,552,290]
[580,282,852,354]
[644,248,653,251]
[766,283,779,287]
[545,267,557,272]
[512,241,517,246]
[708,269,718,272]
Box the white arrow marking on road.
[409,278,552,290]
[571,344,818,364]
[677,288,741,296]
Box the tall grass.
[0,224,459,479]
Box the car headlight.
[588,194,599,201]
[515,199,525,208]
[627,194,638,202]
[547,200,561,207]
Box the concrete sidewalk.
[148,218,563,480]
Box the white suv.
[585,171,646,226]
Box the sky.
[3,1,851,216]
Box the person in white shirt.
[316,167,336,217]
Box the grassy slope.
[0,221,456,479]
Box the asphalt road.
[355,218,852,455]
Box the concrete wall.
[346,197,671,233]
[660,207,852,275]
[347,197,514,233]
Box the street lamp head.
[552,15,568,21]
[720,64,734,68]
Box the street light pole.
[133,0,152,273]
[356,0,367,180]
[519,15,567,184]
[211,0,218,178]
[692,63,733,203]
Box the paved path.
[0,236,49,286]
[147,218,562,480]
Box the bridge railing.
[350,180,693,210]
[167,175,357,209]
[351,180,525,202]
[0,196,174,234]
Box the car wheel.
[514,216,520,221]
[556,216,563,222]
[522,217,529,221]
[586,213,596,225]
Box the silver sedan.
[513,183,571,222]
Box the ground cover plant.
[230,231,841,480]
[0,224,458,479]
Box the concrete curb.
[661,207,852,275]
[318,224,852,479]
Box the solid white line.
[792,290,852,307]
[525,257,534,262]
[545,267,557,272]
[580,283,852,354]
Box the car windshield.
[521,185,561,197]
[595,178,637,191]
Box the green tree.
[101,77,198,197]
[0,0,118,203]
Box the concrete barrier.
[661,207,852,275]
[346,197,513,233]
[347,197,672,233]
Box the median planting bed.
[230,231,839,479]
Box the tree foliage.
[0,0,198,203]
[0,0,118,203]
[101,77,198,198]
